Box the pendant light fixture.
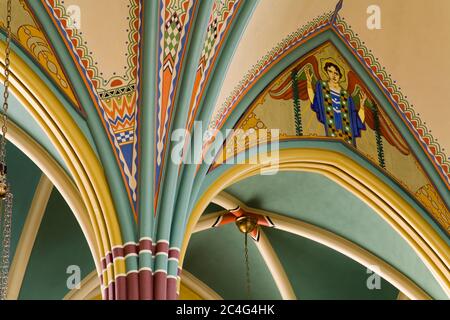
[235,215,258,300]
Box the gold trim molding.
[181,148,450,298]
[0,42,123,291]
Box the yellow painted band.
[1,58,109,265]
[0,42,124,281]
[181,148,450,297]
[114,258,127,276]
[8,122,101,273]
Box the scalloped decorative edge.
[209,11,450,187]
[208,11,334,131]
[334,16,450,185]
[46,0,102,88]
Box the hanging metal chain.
[1,0,11,163]
[0,193,13,300]
[244,232,251,300]
[0,0,13,301]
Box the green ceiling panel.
[185,223,282,300]
[6,142,42,260]
[225,171,447,299]
[204,203,225,214]
[19,189,95,300]
[263,227,398,300]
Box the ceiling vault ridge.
[153,0,216,301]
[153,0,245,214]
[167,0,258,263]
[198,191,432,300]
[3,0,448,300]
[1,41,129,299]
[179,269,223,300]
[6,121,101,274]
[181,148,450,299]
[193,194,296,300]
[64,270,100,300]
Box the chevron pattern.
[334,17,450,187]
[186,0,240,131]
[154,0,196,207]
[43,0,143,214]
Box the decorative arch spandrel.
[0,0,82,113]
[212,42,449,234]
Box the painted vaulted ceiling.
[0,0,449,300]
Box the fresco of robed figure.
[268,53,411,156]
[305,61,367,146]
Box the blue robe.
[311,81,365,144]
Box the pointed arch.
[1,41,126,299]
[182,147,450,298]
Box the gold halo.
[320,57,346,83]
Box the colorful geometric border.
[207,11,333,132]
[333,17,450,187]
[186,0,242,131]
[42,0,144,217]
[154,0,198,209]
[1,1,85,116]
[207,11,450,190]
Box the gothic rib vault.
[0,0,449,300]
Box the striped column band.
[112,246,127,300]
[154,240,170,300]
[123,242,140,300]
[98,240,179,299]
[108,281,116,300]
[100,254,114,300]
[99,273,107,300]
[167,247,181,300]
[99,246,129,300]
[138,237,154,300]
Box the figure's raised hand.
[305,67,313,85]
[360,90,367,106]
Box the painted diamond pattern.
[164,12,183,57]
[201,18,218,58]
[117,130,135,144]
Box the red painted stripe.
[103,286,109,300]
[156,242,169,254]
[127,272,140,300]
[115,276,127,300]
[101,258,107,270]
[112,247,124,259]
[139,269,153,300]
[108,281,115,300]
[167,277,178,300]
[169,248,180,260]
[139,239,153,252]
[104,252,113,266]
[124,243,139,256]
[154,272,167,300]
